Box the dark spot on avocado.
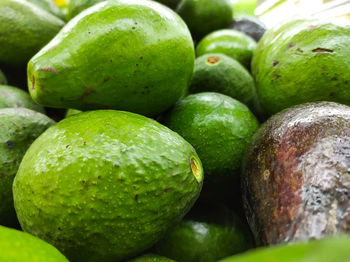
[31,75,35,90]
[144,86,149,89]
[136,64,139,67]
[312,48,333,53]
[6,141,14,148]
[65,145,70,148]
[83,142,86,145]
[331,77,337,81]
[110,59,113,63]
[273,60,279,67]
[80,87,96,100]
[287,43,295,49]
[60,97,64,102]
[132,27,136,30]
[296,48,304,53]
[134,194,139,201]
[38,67,60,75]
[274,74,282,79]
[58,227,62,231]
[103,77,110,83]
[140,56,143,60]
[207,56,220,65]
[3,162,9,167]
[164,188,171,193]
[330,92,335,97]
[97,175,101,179]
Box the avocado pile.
[1,0,350,261]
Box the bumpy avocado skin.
[0,225,68,262]
[13,110,203,262]
[26,0,65,19]
[242,102,350,246]
[28,0,195,117]
[0,108,54,227]
[219,235,350,262]
[0,70,7,85]
[128,254,175,262]
[196,30,256,69]
[0,85,44,113]
[252,19,350,116]
[176,0,234,40]
[0,0,65,66]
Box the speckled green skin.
[252,19,350,116]
[26,0,65,19]
[0,70,7,85]
[163,92,259,203]
[13,110,203,262]
[196,29,257,69]
[190,54,262,117]
[0,225,68,262]
[219,235,350,262]
[0,85,44,113]
[65,108,82,118]
[176,0,233,40]
[155,202,254,262]
[0,0,65,66]
[0,108,54,227]
[128,254,175,262]
[28,0,195,117]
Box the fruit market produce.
[196,29,257,69]
[252,18,350,116]
[0,70,7,85]
[155,202,254,262]
[0,225,68,262]
[13,110,203,262]
[163,92,259,204]
[0,0,65,66]
[229,16,266,42]
[26,0,65,19]
[176,0,234,40]
[242,102,350,245]
[128,254,175,262]
[28,0,195,117]
[0,108,54,227]
[0,85,44,113]
[218,235,350,262]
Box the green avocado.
[155,202,254,262]
[252,19,350,116]
[65,108,82,118]
[28,0,194,117]
[0,70,7,85]
[218,235,350,262]
[26,0,65,19]
[176,0,234,40]
[0,85,45,113]
[163,92,259,204]
[0,0,65,66]
[196,29,257,69]
[0,225,68,262]
[0,108,54,227]
[13,110,203,262]
[128,254,175,262]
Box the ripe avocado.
[26,0,65,19]
[229,16,266,42]
[252,19,350,116]
[163,92,259,204]
[0,0,65,66]
[196,29,257,69]
[218,235,350,262]
[0,85,44,113]
[242,102,350,245]
[0,70,7,85]
[128,254,175,262]
[28,0,194,117]
[0,108,54,227]
[0,225,68,262]
[176,0,234,40]
[13,110,203,262]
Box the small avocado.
[229,16,266,42]
[163,92,259,205]
[176,0,234,40]
[242,102,350,246]
[219,235,350,262]
[0,70,7,85]
[155,202,254,262]
[0,85,44,113]
[0,108,54,227]
[128,254,175,262]
[0,225,68,262]
[65,108,82,118]
[0,0,65,66]
[28,0,194,117]
[196,29,257,69]
[26,0,65,19]
[14,110,203,262]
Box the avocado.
[26,0,65,19]
[219,235,350,262]
[163,92,259,204]
[0,108,54,227]
[189,53,263,117]
[252,19,350,116]
[13,110,203,262]
[229,17,266,42]
[242,102,350,246]
[155,202,254,262]
[0,70,7,85]
[65,108,82,118]
[0,225,68,262]
[128,254,175,262]
[0,0,65,66]
[196,29,257,69]
[176,0,234,40]
[28,0,194,117]
[0,85,44,113]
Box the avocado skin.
[0,108,54,227]
[252,19,350,116]
[176,0,234,40]
[26,0,65,19]
[196,30,256,69]
[242,102,350,246]
[0,225,68,262]
[219,235,350,262]
[229,16,266,42]
[0,0,65,66]
[0,70,7,85]
[0,85,44,113]
[28,0,194,117]
[13,110,203,262]
[128,254,175,262]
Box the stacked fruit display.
[0,0,350,261]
